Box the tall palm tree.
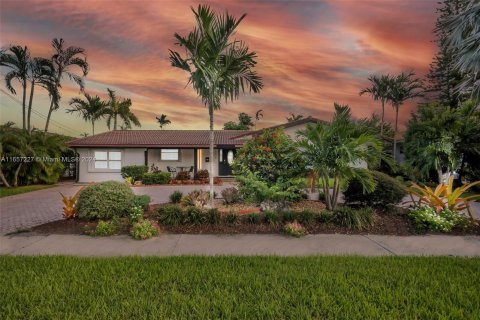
[0,46,30,130]
[442,0,480,100]
[169,5,263,207]
[359,74,393,136]
[67,93,108,135]
[44,38,89,132]
[298,104,383,210]
[105,88,141,131]
[156,114,171,129]
[388,71,424,160]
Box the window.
[161,149,179,161]
[227,150,234,165]
[94,151,122,170]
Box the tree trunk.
[380,99,385,137]
[13,163,22,187]
[209,106,215,208]
[393,105,399,162]
[322,175,332,210]
[44,99,55,133]
[92,120,95,135]
[0,167,11,188]
[331,176,340,210]
[27,80,35,133]
[113,114,117,131]
[437,168,443,184]
[22,81,27,130]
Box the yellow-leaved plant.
[60,186,85,219]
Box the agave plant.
[407,177,480,222]
[60,187,84,219]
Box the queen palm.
[298,104,383,210]
[388,72,423,160]
[0,46,30,130]
[67,93,108,135]
[359,74,393,136]
[156,114,171,129]
[169,5,263,207]
[105,88,141,131]
[44,38,89,132]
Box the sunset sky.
[0,0,439,137]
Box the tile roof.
[67,130,251,148]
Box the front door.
[218,149,236,176]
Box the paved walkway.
[1,234,479,256]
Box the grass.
[1,256,479,319]
[0,184,55,198]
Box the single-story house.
[67,117,323,183]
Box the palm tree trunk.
[27,80,35,133]
[380,99,385,137]
[322,175,331,210]
[437,168,443,184]
[0,167,11,188]
[113,114,117,131]
[13,163,22,187]
[393,105,399,162]
[22,81,27,130]
[92,120,95,135]
[208,105,215,208]
[44,99,55,133]
[331,176,340,210]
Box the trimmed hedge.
[142,172,171,185]
[343,170,407,207]
[121,165,148,181]
[76,181,135,220]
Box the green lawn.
[1,256,478,319]
[0,184,55,197]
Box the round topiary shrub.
[76,181,135,220]
[343,170,407,207]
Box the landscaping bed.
[1,256,479,319]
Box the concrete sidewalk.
[1,234,479,257]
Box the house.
[67,117,323,183]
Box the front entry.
[218,149,236,176]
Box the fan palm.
[67,93,108,135]
[105,88,140,131]
[359,74,393,136]
[388,72,423,160]
[169,5,263,207]
[298,104,383,210]
[156,114,171,129]
[44,38,89,132]
[0,46,30,130]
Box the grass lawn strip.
[0,256,478,319]
[0,184,56,198]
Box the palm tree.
[254,109,263,129]
[44,38,89,132]
[286,113,304,122]
[156,114,171,129]
[298,104,383,210]
[169,5,263,207]
[359,74,393,136]
[67,93,108,135]
[0,46,30,130]
[388,72,423,160]
[105,88,141,131]
[442,0,480,100]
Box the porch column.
[193,148,198,176]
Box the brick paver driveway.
[0,182,233,235]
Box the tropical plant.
[359,74,394,136]
[0,46,30,129]
[223,112,254,130]
[169,5,263,207]
[105,88,141,131]
[169,190,183,203]
[407,176,480,222]
[286,113,304,122]
[409,206,469,232]
[67,93,108,135]
[388,72,423,159]
[283,221,306,237]
[60,186,84,219]
[331,206,374,230]
[156,205,185,226]
[297,104,384,210]
[156,114,171,129]
[0,122,25,187]
[44,38,89,132]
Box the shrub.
[316,210,333,224]
[130,220,159,240]
[185,207,207,225]
[206,208,221,224]
[343,170,407,207]
[298,210,316,225]
[246,213,261,224]
[224,211,240,225]
[76,181,135,220]
[121,165,148,181]
[156,205,185,226]
[128,205,144,223]
[181,190,210,208]
[133,195,151,210]
[264,211,280,225]
[283,221,306,237]
[281,211,297,223]
[332,206,374,230]
[221,187,241,205]
[409,207,469,232]
[92,220,117,237]
[169,190,183,204]
[142,172,171,185]
[175,171,190,181]
[194,169,209,180]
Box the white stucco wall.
[147,148,219,176]
[76,148,145,183]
